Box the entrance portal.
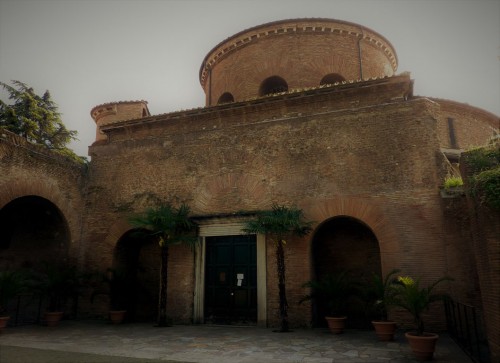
[204,235,257,325]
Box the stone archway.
[113,229,158,322]
[303,196,400,328]
[0,179,83,265]
[304,196,400,272]
[0,195,70,270]
[312,215,381,328]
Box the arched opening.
[217,92,235,104]
[0,196,70,269]
[311,216,381,328]
[320,73,345,85]
[113,229,158,322]
[259,76,288,96]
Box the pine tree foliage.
[0,80,85,163]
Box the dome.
[199,18,398,106]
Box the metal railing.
[444,298,490,363]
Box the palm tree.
[244,204,312,332]
[368,268,401,321]
[393,275,452,335]
[130,202,197,327]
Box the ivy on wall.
[464,140,500,210]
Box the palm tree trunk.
[276,239,289,332]
[157,244,169,326]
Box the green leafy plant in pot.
[0,270,28,330]
[35,262,81,326]
[91,268,129,324]
[393,275,453,361]
[367,268,400,341]
[301,270,358,334]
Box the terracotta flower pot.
[372,320,397,341]
[405,332,439,361]
[109,310,126,324]
[0,316,10,332]
[44,311,64,327]
[325,316,347,334]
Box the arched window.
[320,73,346,85]
[259,76,288,96]
[217,92,234,104]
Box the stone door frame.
[193,217,267,326]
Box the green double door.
[205,235,257,324]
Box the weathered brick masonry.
[86,73,478,328]
[1,17,499,359]
[200,18,397,105]
[460,156,500,362]
[0,132,85,267]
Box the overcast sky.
[1,0,499,157]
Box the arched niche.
[259,76,288,96]
[0,195,70,269]
[320,73,346,85]
[217,92,235,104]
[311,215,381,328]
[113,229,157,322]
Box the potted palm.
[301,270,358,334]
[130,202,198,327]
[91,268,128,324]
[368,268,400,341]
[0,270,27,331]
[36,262,80,327]
[393,275,453,361]
[244,204,312,332]
[106,268,128,324]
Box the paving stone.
[0,321,473,363]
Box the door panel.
[205,235,257,324]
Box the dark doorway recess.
[312,216,381,328]
[0,195,70,269]
[114,230,157,323]
[205,235,257,325]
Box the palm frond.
[243,203,312,240]
[129,202,198,247]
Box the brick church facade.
[1,18,499,359]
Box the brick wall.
[440,195,482,306]
[461,152,500,362]
[433,98,499,150]
[91,101,150,143]
[0,131,85,268]
[1,72,495,333]
[83,75,461,329]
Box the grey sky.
[1,0,499,157]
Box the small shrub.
[464,146,499,174]
[471,167,500,210]
[443,176,463,190]
[464,143,500,210]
